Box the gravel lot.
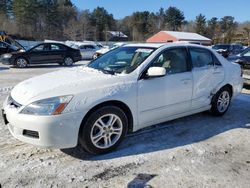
[0,62,250,188]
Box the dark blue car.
[227,47,250,69]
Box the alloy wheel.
[217,91,230,113]
[90,114,123,149]
[16,58,28,68]
[64,57,73,66]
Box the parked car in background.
[228,47,250,85]
[77,43,101,59]
[0,41,24,55]
[0,42,81,68]
[212,44,244,58]
[2,43,243,154]
[228,47,250,68]
[93,42,124,59]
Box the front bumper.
[2,103,84,149]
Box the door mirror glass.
[147,67,166,77]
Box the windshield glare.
[88,47,155,74]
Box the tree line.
[0,0,249,45]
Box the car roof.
[34,42,68,47]
[213,44,230,46]
[124,43,164,48]
[124,42,207,49]
[79,43,96,46]
[42,42,66,45]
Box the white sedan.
[2,43,243,154]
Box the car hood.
[11,66,131,105]
[227,54,242,61]
[10,50,26,55]
[96,48,109,54]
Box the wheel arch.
[79,100,134,134]
[223,84,233,96]
[63,55,74,62]
[212,83,233,103]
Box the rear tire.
[210,87,232,116]
[15,57,28,68]
[79,106,128,155]
[63,56,74,66]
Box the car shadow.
[10,64,84,69]
[61,93,250,161]
[127,174,157,188]
[0,66,10,71]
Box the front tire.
[15,57,28,68]
[93,53,99,59]
[210,87,232,116]
[79,106,128,155]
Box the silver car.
[79,44,100,59]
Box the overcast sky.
[72,0,250,22]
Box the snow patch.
[0,86,14,96]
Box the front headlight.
[2,53,12,59]
[20,95,73,116]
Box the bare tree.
[243,27,250,46]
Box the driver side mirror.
[147,67,166,77]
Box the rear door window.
[51,44,66,51]
[51,44,60,50]
[190,48,214,68]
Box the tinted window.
[32,44,50,51]
[80,45,95,50]
[190,48,213,68]
[79,45,85,49]
[151,48,188,74]
[51,44,60,50]
[51,44,65,50]
[85,45,95,50]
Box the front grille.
[23,130,39,139]
[7,95,22,108]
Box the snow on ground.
[0,62,250,188]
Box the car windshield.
[88,46,155,74]
[212,45,230,50]
[240,47,250,56]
